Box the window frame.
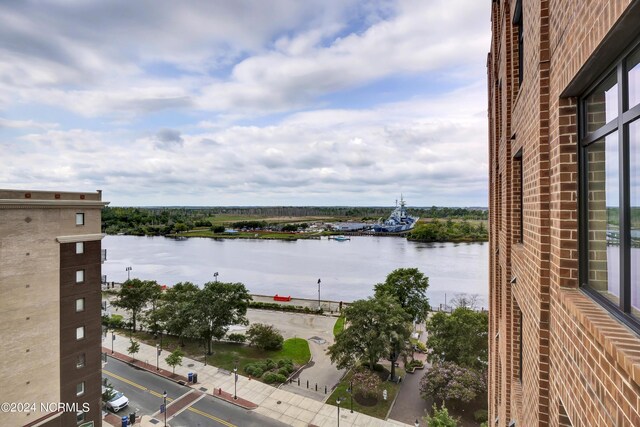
[76,381,85,396]
[76,326,85,341]
[76,353,85,369]
[75,213,85,226]
[76,241,84,254]
[76,269,85,284]
[579,37,640,334]
[76,298,85,312]
[513,0,523,87]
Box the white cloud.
[0,0,490,206]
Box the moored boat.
[372,196,419,233]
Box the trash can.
[121,415,128,426]
[188,372,193,382]
[129,413,136,424]
[192,373,198,383]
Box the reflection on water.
[102,236,489,308]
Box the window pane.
[76,270,84,283]
[629,46,640,110]
[76,353,85,368]
[76,326,84,340]
[76,298,84,312]
[587,132,620,305]
[76,213,84,225]
[76,242,84,254]
[631,120,640,315]
[76,382,84,396]
[585,73,618,134]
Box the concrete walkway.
[388,354,431,425]
[105,332,412,427]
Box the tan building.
[0,189,108,427]
[488,0,640,425]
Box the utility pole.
[317,278,321,310]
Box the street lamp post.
[348,380,353,413]
[162,391,167,427]
[125,266,132,281]
[111,332,115,354]
[317,278,321,310]
[214,272,219,283]
[233,359,238,400]
[156,344,161,371]
[336,397,343,427]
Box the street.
[103,356,287,427]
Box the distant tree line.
[408,219,488,242]
[102,206,487,236]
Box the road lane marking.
[103,369,237,427]
[103,369,172,399]
[188,406,237,427]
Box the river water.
[102,235,489,309]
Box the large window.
[581,41,640,326]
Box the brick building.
[0,189,108,427]
[488,0,640,426]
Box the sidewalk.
[103,332,413,427]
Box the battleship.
[372,196,419,233]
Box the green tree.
[127,338,140,361]
[160,282,200,346]
[112,279,162,332]
[193,281,252,355]
[102,380,116,403]
[165,349,184,374]
[424,403,459,427]
[327,295,411,370]
[246,323,284,350]
[425,307,488,369]
[374,268,431,323]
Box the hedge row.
[249,301,323,315]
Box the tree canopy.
[327,295,411,370]
[192,281,252,354]
[425,307,488,369]
[159,282,200,345]
[374,268,430,323]
[112,278,162,332]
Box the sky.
[0,0,491,207]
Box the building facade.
[488,0,640,425]
[0,189,108,427]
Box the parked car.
[105,389,129,413]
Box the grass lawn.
[131,331,310,378]
[326,366,405,420]
[333,316,345,337]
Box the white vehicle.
[104,389,129,413]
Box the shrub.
[416,341,428,353]
[278,367,290,376]
[409,359,424,368]
[246,323,284,350]
[227,333,246,343]
[419,362,486,404]
[211,225,226,233]
[474,409,488,423]
[425,403,459,427]
[352,369,382,399]
[265,359,277,370]
[263,372,288,384]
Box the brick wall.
[488,0,640,426]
